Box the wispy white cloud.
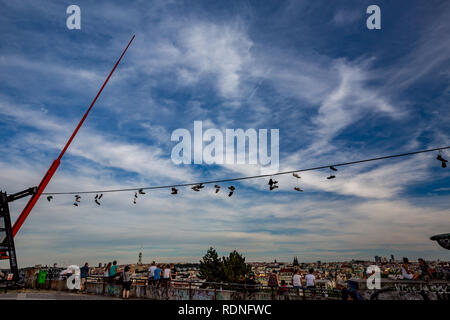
[0,0,449,266]
[332,9,361,26]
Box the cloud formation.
[0,0,449,266]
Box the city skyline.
[1,0,450,267]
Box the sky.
[0,0,449,267]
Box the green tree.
[222,250,252,283]
[198,247,223,282]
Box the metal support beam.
[11,35,135,237]
[0,192,19,282]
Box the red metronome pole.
[12,35,135,237]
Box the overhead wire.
[41,146,449,195]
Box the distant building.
[293,257,299,266]
[374,256,381,263]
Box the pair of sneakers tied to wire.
[214,184,235,196]
[72,195,81,206]
[133,189,145,204]
[437,151,448,168]
[327,166,338,179]
[268,178,279,191]
[292,172,303,192]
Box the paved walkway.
[0,290,121,300]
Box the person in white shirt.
[162,265,171,287]
[148,261,157,286]
[292,270,302,287]
[401,257,418,280]
[292,270,302,295]
[305,268,316,288]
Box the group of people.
[103,260,119,282]
[401,257,435,281]
[267,268,317,298]
[147,261,177,287]
[81,260,132,299]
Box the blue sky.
[0,0,449,267]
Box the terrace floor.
[0,289,121,300]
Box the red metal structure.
[11,35,135,237]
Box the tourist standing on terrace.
[162,265,172,287]
[122,265,132,299]
[268,270,279,298]
[170,264,177,280]
[305,268,316,289]
[104,262,112,282]
[110,261,118,283]
[153,264,162,288]
[148,261,157,286]
[292,270,302,295]
[80,262,89,291]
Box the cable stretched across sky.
[41,146,449,196]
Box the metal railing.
[84,275,341,300]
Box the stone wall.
[22,274,450,300]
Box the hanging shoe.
[330,166,337,171]
[327,175,336,180]
[437,154,448,168]
[269,178,279,190]
[294,187,303,192]
[214,185,221,193]
[192,183,204,191]
[47,196,53,202]
[292,173,301,179]
[139,189,146,195]
[94,194,101,205]
[171,187,178,195]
